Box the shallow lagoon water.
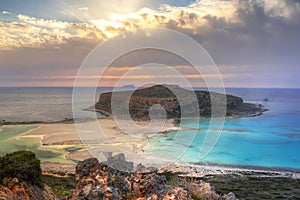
[146,88,300,169]
[0,125,71,163]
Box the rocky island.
[94,85,267,121]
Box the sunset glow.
[0,0,299,87]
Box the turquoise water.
[146,89,300,169]
[1,87,299,169]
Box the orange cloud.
[0,14,107,51]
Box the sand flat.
[26,118,178,145]
[22,118,179,165]
[1,119,181,167]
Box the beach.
[0,118,181,171]
[2,118,300,181]
[160,163,300,179]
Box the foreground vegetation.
[0,150,75,198]
[202,174,300,200]
[42,174,76,197]
[0,150,299,199]
[161,172,300,200]
[0,150,42,185]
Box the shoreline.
[0,100,268,126]
[39,157,300,180]
[0,118,75,125]
[3,117,300,180]
[160,162,300,179]
[1,98,269,126]
[2,118,178,166]
[0,107,268,126]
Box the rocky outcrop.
[0,177,57,200]
[66,154,192,199]
[190,180,237,200]
[0,151,239,200]
[0,150,58,200]
[95,85,267,121]
[66,154,237,200]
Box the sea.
[0,87,299,170]
[0,87,112,122]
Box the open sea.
[0,87,113,122]
[0,87,299,169]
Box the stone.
[106,153,134,173]
[223,192,238,200]
[66,154,192,200]
[0,178,57,200]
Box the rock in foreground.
[0,151,58,200]
[0,177,57,200]
[67,156,191,199]
[66,154,237,200]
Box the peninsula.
[94,85,267,121]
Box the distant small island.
[94,84,268,121]
[263,97,269,102]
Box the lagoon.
[146,88,300,169]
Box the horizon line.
[0,86,300,89]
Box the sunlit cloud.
[0,0,299,87]
[1,0,296,52]
[0,13,107,51]
[0,0,241,51]
[78,7,88,11]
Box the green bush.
[0,150,42,185]
[41,174,76,198]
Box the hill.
[95,85,267,121]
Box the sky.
[0,0,299,88]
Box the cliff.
[95,85,267,121]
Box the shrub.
[41,174,76,197]
[0,150,42,185]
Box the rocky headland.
[94,85,267,121]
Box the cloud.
[2,11,11,15]
[1,0,300,87]
[78,7,88,11]
[0,13,107,51]
[72,0,300,69]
